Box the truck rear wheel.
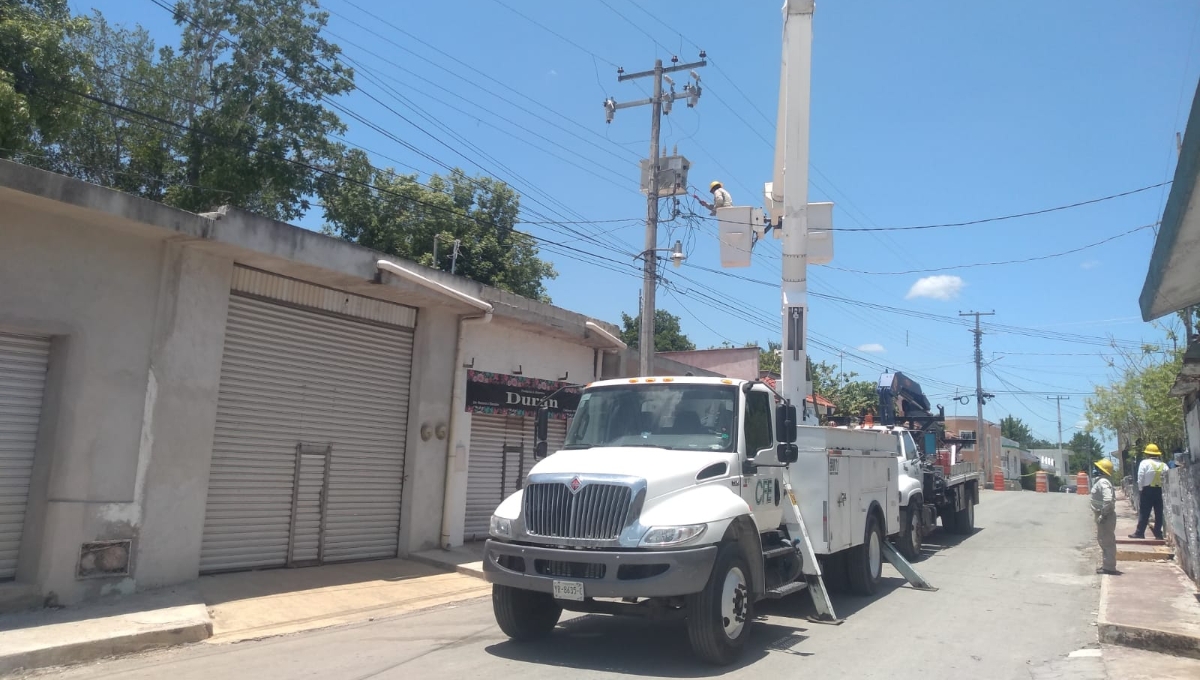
[950,499,975,535]
[847,513,884,596]
[492,584,562,641]
[896,500,924,561]
[686,542,753,665]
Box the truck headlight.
[640,524,707,547]
[489,515,513,539]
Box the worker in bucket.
[1090,458,1119,575]
[1129,443,1168,540]
[697,180,732,216]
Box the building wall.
[3,208,177,603]
[657,347,760,381]
[439,322,600,548]
[1165,393,1200,587]
[944,417,1001,472]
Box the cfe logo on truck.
[755,479,778,506]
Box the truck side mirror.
[775,403,797,443]
[534,407,549,441]
[534,440,548,460]
[777,443,798,464]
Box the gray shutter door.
[463,414,571,541]
[201,294,413,573]
[464,414,511,541]
[0,332,49,580]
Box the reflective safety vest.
[1150,461,1166,487]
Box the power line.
[824,224,1156,275]
[835,181,1172,232]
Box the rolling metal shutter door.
[463,414,570,541]
[0,333,49,580]
[200,295,413,573]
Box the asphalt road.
[27,490,1102,680]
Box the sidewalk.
[1096,489,1200,660]
[0,551,491,675]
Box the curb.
[0,618,212,675]
[1097,576,1200,660]
[407,553,486,581]
[1116,548,1175,563]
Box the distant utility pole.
[1047,395,1070,470]
[606,55,706,375]
[960,310,995,479]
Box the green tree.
[809,359,877,418]
[620,309,695,352]
[756,340,781,375]
[0,0,89,156]
[163,0,354,220]
[1000,415,1033,448]
[1085,345,1185,458]
[1065,431,1103,474]
[320,150,556,301]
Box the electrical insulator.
[604,98,616,124]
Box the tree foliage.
[1066,431,1103,475]
[756,340,781,375]
[5,0,559,299]
[620,309,695,352]
[810,360,877,418]
[1085,344,1185,461]
[0,0,89,156]
[320,150,556,301]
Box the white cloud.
[905,275,964,301]
[548,69,558,76]
[857,343,886,353]
[1080,260,1100,270]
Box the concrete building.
[1000,437,1025,481]
[0,160,710,609]
[1030,449,1070,479]
[943,416,1001,473]
[1139,76,1200,587]
[658,346,760,381]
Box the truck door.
[740,388,784,532]
[827,453,851,551]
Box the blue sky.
[76,0,1200,447]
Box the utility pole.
[960,311,995,479]
[450,238,461,275]
[606,56,705,375]
[1047,395,1070,473]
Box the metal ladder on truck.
[764,477,937,623]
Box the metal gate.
[0,332,49,580]
[200,278,415,573]
[463,414,568,541]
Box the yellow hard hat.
[709,181,722,192]
[1143,443,1162,456]
[1094,459,1113,476]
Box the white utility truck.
[483,377,931,664]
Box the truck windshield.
[564,384,738,452]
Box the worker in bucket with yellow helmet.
[697,181,732,216]
[1129,443,1168,540]
[1090,458,1119,575]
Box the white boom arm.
[776,0,816,422]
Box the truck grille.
[523,482,633,540]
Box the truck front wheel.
[686,542,753,665]
[896,500,924,561]
[847,513,884,596]
[492,584,562,641]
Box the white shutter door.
[0,332,49,580]
[201,295,413,572]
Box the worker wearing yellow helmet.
[1129,443,1167,540]
[697,181,732,216]
[1089,458,1118,575]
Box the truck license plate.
[552,580,585,601]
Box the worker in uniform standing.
[1090,458,1118,575]
[697,180,732,216]
[1129,444,1168,540]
